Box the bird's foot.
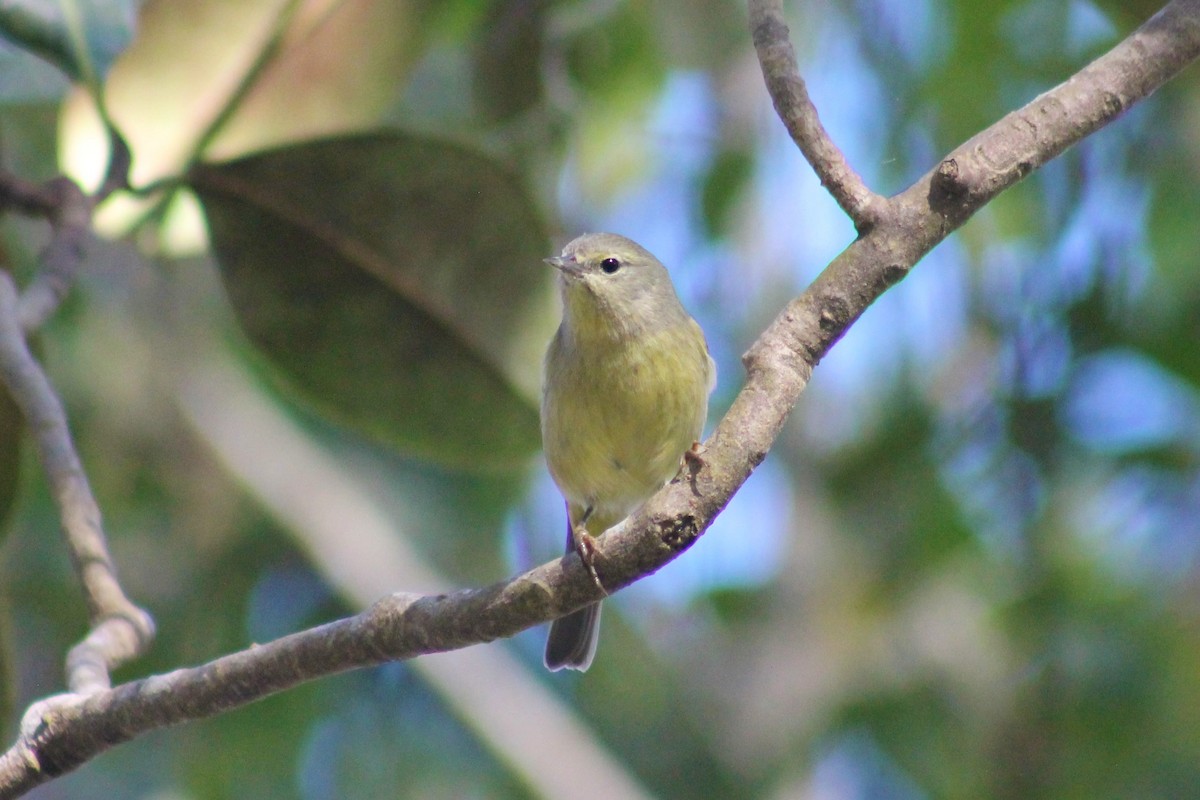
[677,440,706,492]
[570,524,606,593]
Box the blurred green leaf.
[0,384,20,536]
[1090,0,1166,27]
[472,0,547,122]
[559,2,667,199]
[700,147,752,238]
[650,0,745,72]
[564,2,663,100]
[190,132,555,472]
[0,0,135,89]
[0,377,42,729]
[0,103,64,178]
[0,589,13,728]
[0,251,20,538]
[825,395,974,594]
[580,612,744,799]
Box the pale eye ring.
[600,257,620,274]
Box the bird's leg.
[571,506,605,593]
[677,440,706,494]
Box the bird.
[540,232,715,671]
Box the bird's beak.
[544,255,583,276]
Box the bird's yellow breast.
[541,318,711,519]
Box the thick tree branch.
[748,0,886,230]
[1,0,1199,795]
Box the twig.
[748,0,885,231]
[0,122,149,699]
[11,177,92,332]
[7,125,131,331]
[0,275,154,697]
[0,0,1198,795]
[0,173,61,217]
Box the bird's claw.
[674,440,706,494]
[570,525,606,593]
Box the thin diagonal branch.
[0,117,149,703]
[0,0,1198,796]
[749,0,885,230]
[0,275,155,697]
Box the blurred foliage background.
[2,0,1200,798]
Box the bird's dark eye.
[600,257,621,274]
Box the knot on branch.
[658,513,700,552]
[933,158,967,197]
[816,294,852,342]
[881,264,907,288]
[17,693,88,778]
[928,157,976,224]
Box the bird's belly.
[548,417,685,514]
[542,340,706,516]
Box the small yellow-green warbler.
[541,232,716,671]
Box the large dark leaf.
[190,133,556,472]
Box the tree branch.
[0,275,155,698]
[1,0,1199,795]
[0,125,130,330]
[0,120,149,709]
[748,0,886,230]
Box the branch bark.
[1,0,1199,796]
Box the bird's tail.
[544,600,602,671]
